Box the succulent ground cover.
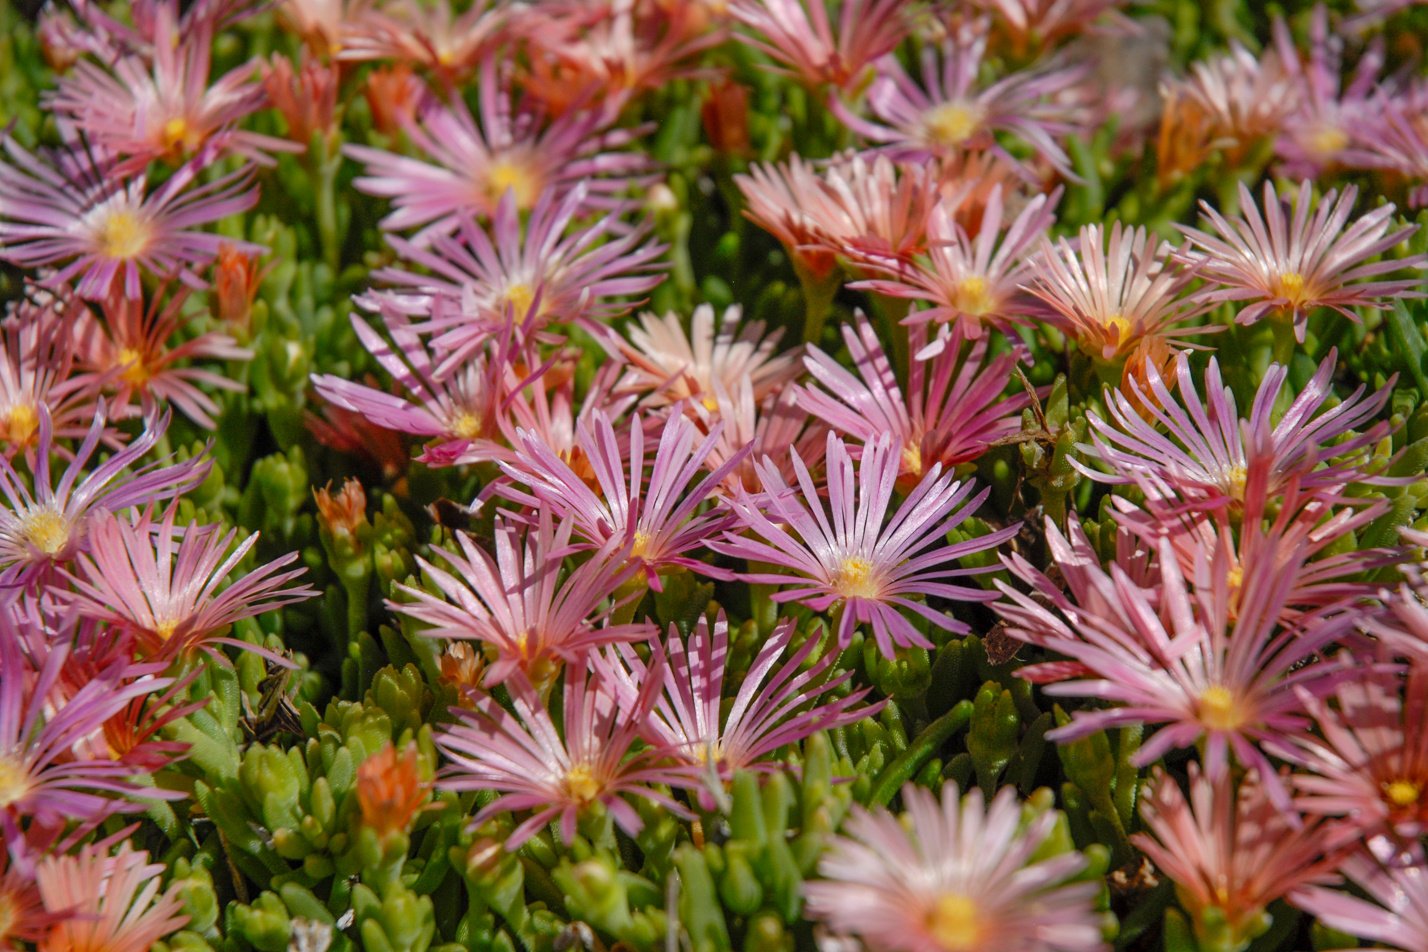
[3,1,1428,950]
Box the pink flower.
[435,660,695,848]
[729,0,911,89]
[340,0,508,84]
[502,409,746,588]
[798,313,1029,486]
[1025,222,1210,364]
[36,842,188,952]
[1181,180,1425,341]
[0,405,209,587]
[609,304,800,413]
[599,613,881,792]
[1171,41,1301,146]
[1272,661,1428,838]
[712,432,1017,657]
[833,26,1089,177]
[0,141,261,300]
[1134,766,1341,951]
[1291,844,1428,952]
[853,185,1059,342]
[74,287,251,429]
[374,186,665,368]
[44,3,294,169]
[0,628,182,837]
[346,60,649,238]
[694,380,818,496]
[1081,350,1393,511]
[0,289,97,459]
[1345,83,1428,209]
[312,306,525,465]
[392,512,653,686]
[805,781,1105,952]
[62,505,315,664]
[996,515,1359,807]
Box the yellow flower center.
[97,209,152,260]
[924,100,984,148]
[0,403,39,448]
[901,441,924,477]
[1385,779,1422,809]
[1304,123,1348,159]
[1198,685,1245,732]
[117,346,151,387]
[161,115,204,153]
[631,530,652,559]
[700,394,720,412]
[1272,271,1308,305]
[564,764,603,805]
[502,282,537,318]
[953,275,993,316]
[154,618,180,642]
[1225,465,1248,502]
[1104,313,1133,347]
[926,892,986,952]
[482,158,540,209]
[450,411,482,440]
[21,507,70,557]
[832,556,880,600]
[0,755,30,810]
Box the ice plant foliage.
[0,0,1426,947]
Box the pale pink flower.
[694,380,819,496]
[435,660,695,848]
[834,27,1090,177]
[36,843,188,952]
[1291,844,1428,952]
[996,516,1360,807]
[63,506,316,664]
[0,141,260,300]
[44,3,294,169]
[971,0,1132,50]
[1081,350,1393,511]
[502,409,746,588]
[734,155,841,281]
[806,781,1105,952]
[392,513,653,685]
[1025,222,1210,364]
[0,405,209,587]
[1172,41,1301,146]
[0,290,96,459]
[599,613,880,795]
[802,153,941,270]
[1134,766,1341,951]
[712,432,1017,657]
[346,60,649,237]
[1345,83,1428,208]
[854,185,1058,342]
[799,313,1029,485]
[1179,180,1424,341]
[609,304,799,412]
[340,0,508,83]
[729,0,911,89]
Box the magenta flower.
[1134,766,1341,951]
[833,27,1089,176]
[392,513,653,686]
[712,432,1017,657]
[0,290,97,459]
[610,304,800,413]
[1179,180,1425,341]
[1291,844,1428,952]
[853,185,1059,342]
[312,306,525,466]
[63,505,315,664]
[1081,350,1393,511]
[36,842,189,952]
[0,141,260,300]
[44,3,294,169]
[805,781,1105,952]
[0,629,182,838]
[1025,222,1210,364]
[346,60,649,238]
[729,0,911,89]
[0,404,209,587]
[1345,84,1428,209]
[502,409,746,588]
[1271,661,1428,838]
[75,287,252,429]
[798,312,1029,486]
[996,515,1359,807]
[374,186,666,370]
[435,660,695,848]
[599,613,881,793]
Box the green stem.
[869,700,974,807]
